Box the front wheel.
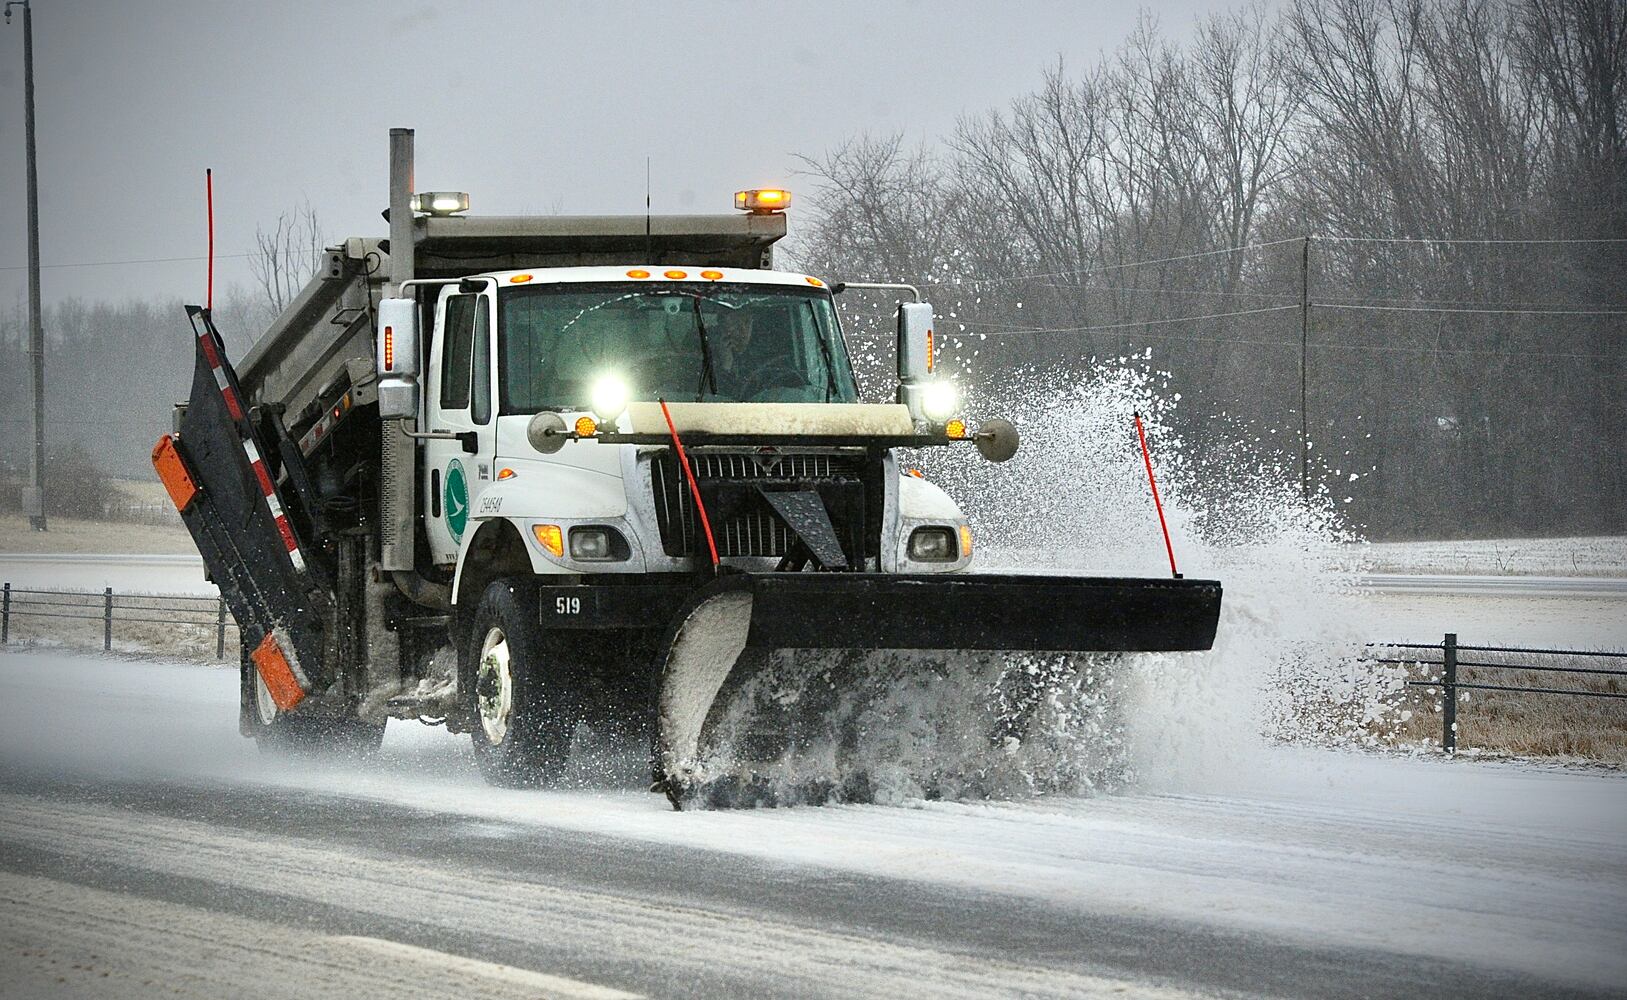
[464,578,579,787]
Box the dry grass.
[0,512,196,554]
[1379,649,1627,763]
[1,587,237,664]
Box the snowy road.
[1,649,1623,999]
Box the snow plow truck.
[152,129,1221,807]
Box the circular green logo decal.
[444,459,469,543]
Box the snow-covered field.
[0,551,214,596]
[1358,536,1627,578]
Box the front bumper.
[542,571,1221,653]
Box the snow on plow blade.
[655,572,1221,807]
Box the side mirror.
[376,297,419,420]
[975,418,1020,462]
[527,412,569,455]
[896,301,934,420]
[897,302,934,383]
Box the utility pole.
[6,0,45,530]
[1300,234,1310,500]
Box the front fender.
[453,459,644,599]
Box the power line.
[1319,303,1627,318]
[1313,340,1623,361]
[895,231,1626,291]
[1317,293,1627,311]
[917,236,1306,288]
[948,311,1625,361]
[954,304,1299,335]
[1317,235,1627,245]
[0,251,256,272]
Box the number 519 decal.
[554,596,581,615]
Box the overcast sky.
[1,0,1248,312]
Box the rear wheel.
[464,578,578,787]
[244,655,385,757]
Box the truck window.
[498,282,858,413]
[471,295,492,425]
[440,294,476,410]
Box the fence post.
[2,582,9,644]
[216,596,227,661]
[103,587,113,652]
[1442,632,1458,754]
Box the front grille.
[649,451,869,559]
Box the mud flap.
[654,571,1221,807]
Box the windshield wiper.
[689,295,718,402]
[806,298,839,403]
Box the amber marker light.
[626,269,651,279]
[959,524,974,556]
[574,415,598,437]
[700,270,723,281]
[510,274,533,283]
[735,189,792,213]
[663,269,688,280]
[805,276,824,287]
[945,418,968,440]
[496,468,516,481]
[532,524,564,557]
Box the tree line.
[792,0,1625,539]
[2,0,1620,539]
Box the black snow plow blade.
[654,572,1220,807]
[150,307,330,723]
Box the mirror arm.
[831,280,921,302]
[399,427,478,454]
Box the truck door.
[423,288,496,565]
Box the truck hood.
[622,401,915,437]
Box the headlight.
[908,526,958,562]
[922,381,959,421]
[590,374,630,424]
[569,525,630,561]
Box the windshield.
[497,282,858,414]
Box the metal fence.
[1368,633,1627,752]
[0,583,234,659]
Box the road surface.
[1,648,1623,999]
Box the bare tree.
[792,133,953,282]
[250,203,325,318]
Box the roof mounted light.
[735,188,791,214]
[410,191,471,216]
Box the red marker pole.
[659,398,720,572]
[1134,411,1180,579]
[205,168,214,312]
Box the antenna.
[205,168,214,312]
[645,156,652,263]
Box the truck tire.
[244,654,386,757]
[464,578,578,787]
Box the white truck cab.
[394,264,975,599]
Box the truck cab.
[396,264,977,602]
